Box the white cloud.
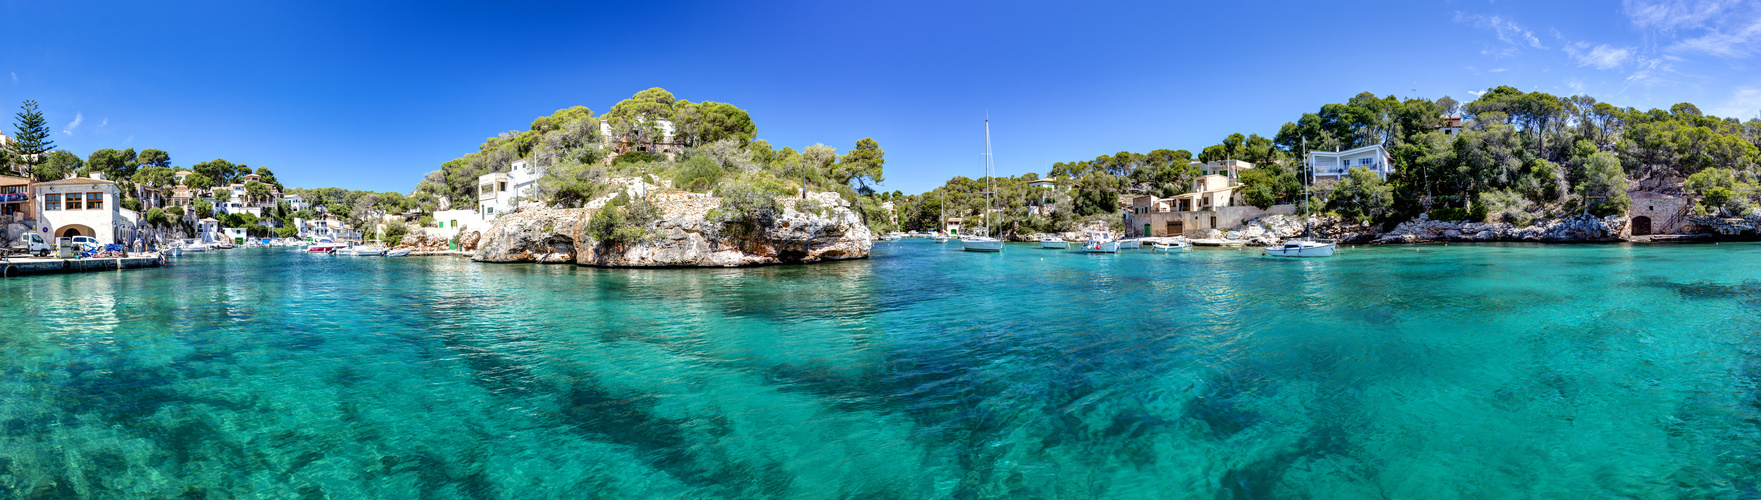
[1672,17,1761,57]
[1489,68,1509,73]
[1623,0,1761,58]
[62,112,83,135]
[1710,87,1761,119]
[100,117,108,128]
[1624,56,1677,86]
[1456,12,1546,57]
[1468,89,1487,97]
[1567,79,1587,94]
[8,72,14,83]
[1564,42,1636,69]
[1624,0,1731,30]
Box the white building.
[197,218,221,243]
[477,160,541,220]
[32,177,126,244]
[283,194,308,211]
[1307,145,1395,183]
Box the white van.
[12,233,52,257]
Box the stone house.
[1627,191,1690,236]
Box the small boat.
[959,236,1003,252]
[161,247,182,257]
[1264,137,1336,259]
[336,246,386,256]
[305,237,343,253]
[1040,237,1068,249]
[183,239,212,252]
[1263,240,1336,257]
[1080,231,1119,253]
[1152,241,1191,252]
[1116,238,1143,250]
[384,248,411,257]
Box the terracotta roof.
[36,177,116,186]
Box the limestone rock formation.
[470,189,872,267]
[1372,214,1627,244]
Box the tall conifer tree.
[8,100,55,178]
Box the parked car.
[11,233,52,257]
[68,236,100,247]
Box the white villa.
[1307,145,1395,183]
[32,176,127,244]
[283,194,308,211]
[477,160,540,220]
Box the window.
[45,193,61,210]
[66,193,83,210]
[88,192,103,209]
[499,182,507,192]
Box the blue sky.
[5,0,1761,195]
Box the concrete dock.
[1,255,165,278]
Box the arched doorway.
[1631,216,1652,236]
[58,225,93,238]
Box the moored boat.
[961,118,1004,254]
[1040,237,1068,249]
[384,248,411,257]
[1263,240,1336,257]
[1080,231,1119,253]
[305,237,343,253]
[1152,241,1191,252]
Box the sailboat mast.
[984,119,994,237]
[1302,137,1311,239]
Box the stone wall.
[1626,192,1690,236]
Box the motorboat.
[1039,237,1068,249]
[1080,231,1119,253]
[305,237,343,253]
[1152,241,1191,252]
[1263,239,1336,257]
[384,248,411,257]
[336,245,386,256]
[1116,238,1143,250]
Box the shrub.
[586,204,650,244]
[710,182,780,240]
[795,198,824,217]
[1479,190,1534,226]
[1428,207,1470,222]
[382,219,409,246]
[121,199,142,212]
[672,156,724,193]
[614,150,661,165]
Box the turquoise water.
[2,242,1759,498]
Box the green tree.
[132,166,176,189]
[254,166,281,188]
[85,148,139,180]
[7,100,55,176]
[245,181,271,204]
[1577,152,1630,216]
[192,199,214,219]
[193,158,241,186]
[214,188,232,204]
[1072,173,1122,216]
[137,148,171,168]
[673,101,756,146]
[183,172,214,191]
[1238,162,1302,209]
[1328,167,1394,223]
[36,150,82,181]
[143,207,171,227]
[834,137,886,193]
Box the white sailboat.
[1264,137,1337,258]
[960,119,1004,252]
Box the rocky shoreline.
[459,188,872,267]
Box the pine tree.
[8,100,55,176]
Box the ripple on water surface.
[1,242,1759,498]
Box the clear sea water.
[2,241,1759,499]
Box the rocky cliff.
[468,188,872,267]
[1372,214,1627,244]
